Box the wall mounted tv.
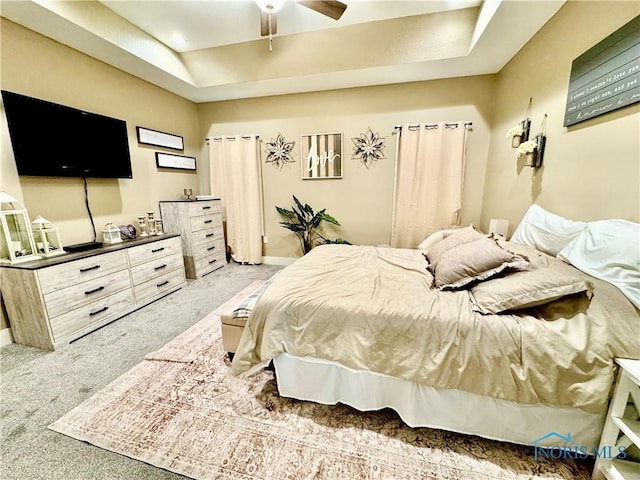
[2,90,133,179]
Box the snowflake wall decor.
[351,127,386,168]
[265,133,295,170]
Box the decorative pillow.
[431,237,529,290]
[557,219,640,309]
[469,256,594,314]
[511,204,586,256]
[424,225,484,265]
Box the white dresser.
[159,199,226,279]
[0,234,186,350]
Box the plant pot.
[511,135,523,148]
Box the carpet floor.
[46,279,594,480]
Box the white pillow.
[417,228,463,251]
[557,219,640,309]
[511,204,586,256]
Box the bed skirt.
[273,353,604,450]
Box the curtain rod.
[205,135,260,142]
[394,122,473,130]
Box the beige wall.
[480,1,640,235]
[2,1,639,334]
[198,76,496,257]
[0,19,202,330]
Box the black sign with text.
[564,15,640,127]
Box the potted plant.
[276,196,349,254]
[517,133,546,168]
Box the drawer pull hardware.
[207,246,216,251]
[157,280,169,287]
[89,306,109,316]
[203,206,211,210]
[151,247,165,253]
[80,265,101,273]
[85,286,105,295]
[154,264,167,271]
[208,259,217,264]
[204,220,213,224]
[205,233,214,238]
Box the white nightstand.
[593,358,640,480]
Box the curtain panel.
[209,135,263,264]
[390,122,467,248]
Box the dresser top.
[0,233,181,270]
[159,198,220,203]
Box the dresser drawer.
[193,240,224,260]
[130,253,184,286]
[191,228,223,247]
[43,269,132,319]
[190,213,221,233]
[134,268,186,304]
[188,201,221,217]
[127,236,182,267]
[49,289,134,342]
[194,250,225,276]
[38,251,128,295]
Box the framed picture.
[137,127,184,150]
[301,132,342,179]
[155,152,196,171]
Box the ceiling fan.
[256,0,347,50]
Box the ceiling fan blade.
[297,1,347,20]
[260,10,278,36]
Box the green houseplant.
[276,195,350,254]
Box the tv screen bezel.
[1,90,133,179]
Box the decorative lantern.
[102,222,123,245]
[0,192,40,264]
[31,216,65,258]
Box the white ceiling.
[101,0,483,51]
[0,0,566,103]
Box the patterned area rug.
[49,280,592,479]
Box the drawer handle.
[85,286,105,295]
[208,259,217,264]
[151,247,165,253]
[207,246,216,251]
[89,306,109,317]
[157,280,169,287]
[205,233,214,238]
[80,265,101,273]
[154,264,167,271]
[204,220,213,224]
[202,206,211,210]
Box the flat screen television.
[2,90,133,179]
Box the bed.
[231,206,640,450]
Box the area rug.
[49,280,592,480]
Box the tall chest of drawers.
[159,199,226,279]
[0,234,186,350]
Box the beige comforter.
[232,244,639,414]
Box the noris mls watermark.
[532,432,628,461]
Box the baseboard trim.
[0,328,14,347]
[262,256,297,266]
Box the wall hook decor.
[506,97,532,148]
[517,113,547,168]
